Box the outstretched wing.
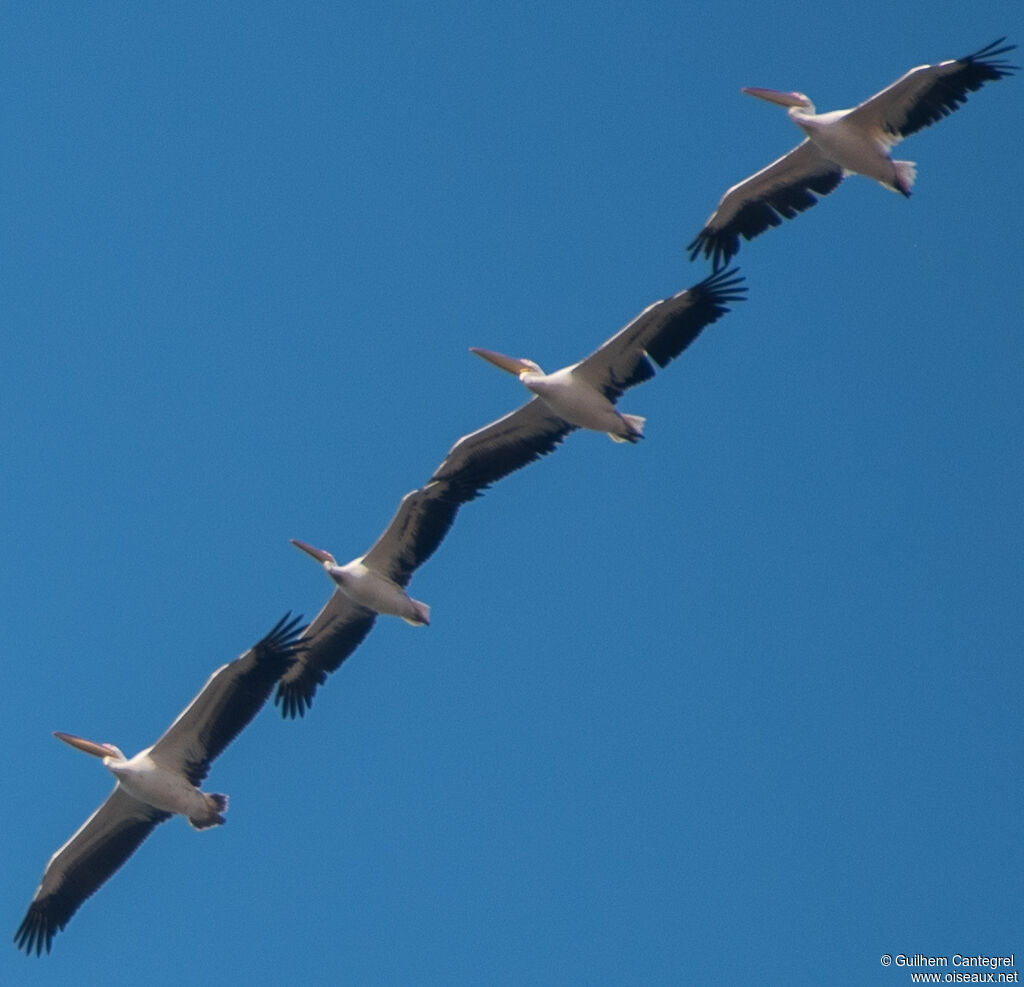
[688,142,843,269]
[427,400,576,503]
[275,593,377,718]
[149,613,305,783]
[15,787,171,955]
[572,267,747,399]
[845,38,1018,143]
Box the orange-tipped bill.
[53,732,119,759]
[290,539,336,565]
[469,347,534,376]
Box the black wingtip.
[274,681,312,719]
[896,37,1018,138]
[962,37,1019,78]
[965,37,1018,67]
[698,265,747,304]
[14,908,55,957]
[261,612,307,654]
[686,230,736,272]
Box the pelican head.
[469,347,543,377]
[290,538,338,567]
[54,731,126,761]
[742,87,815,113]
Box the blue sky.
[2,3,1021,985]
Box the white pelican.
[276,267,745,717]
[15,613,305,955]
[468,348,646,442]
[290,537,431,625]
[688,38,1017,269]
[276,485,462,718]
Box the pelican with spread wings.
[15,613,305,955]
[688,39,1017,268]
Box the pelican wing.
[148,613,305,784]
[362,485,465,587]
[687,141,843,269]
[15,787,171,955]
[276,593,376,718]
[844,38,1017,143]
[429,398,575,500]
[365,401,574,575]
[570,267,746,400]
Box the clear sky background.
[2,4,1020,985]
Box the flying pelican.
[276,267,746,717]
[291,537,431,625]
[15,613,305,956]
[688,38,1017,269]
[467,347,646,442]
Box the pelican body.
[743,87,918,195]
[469,350,645,442]
[688,38,1018,268]
[291,538,430,626]
[15,613,304,955]
[55,733,228,828]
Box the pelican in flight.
[291,537,431,625]
[467,349,645,442]
[15,613,305,955]
[276,267,745,717]
[688,38,1017,268]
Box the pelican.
[688,38,1017,268]
[15,613,305,955]
[467,349,646,442]
[277,267,745,717]
[290,537,431,625]
[276,484,464,718]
